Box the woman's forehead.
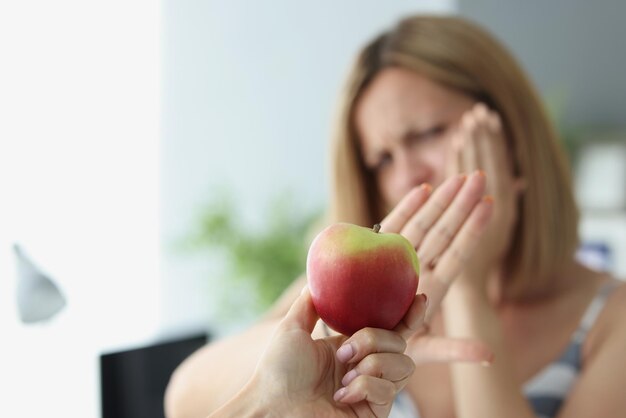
[354,68,473,144]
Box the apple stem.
[373,224,381,233]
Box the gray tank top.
[389,280,622,418]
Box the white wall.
[458,0,626,127]
[0,1,161,417]
[160,0,457,335]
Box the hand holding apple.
[306,223,420,336]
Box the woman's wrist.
[209,377,288,418]
[444,276,489,307]
[442,281,505,356]
[443,264,497,306]
[212,372,318,418]
[442,280,493,332]
[209,389,266,418]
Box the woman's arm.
[442,283,536,418]
[558,282,626,418]
[435,103,535,417]
[164,319,281,418]
[444,280,626,418]
[164,278,306,418]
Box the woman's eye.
[425,124,447,138]
[408,124,447,143]
[371,154,392,172]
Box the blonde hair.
[329,16,579,301]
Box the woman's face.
[354,67,475,212]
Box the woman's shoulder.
[596,276,626,327]
[583,273,626,359]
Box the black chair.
[100,332,208,418]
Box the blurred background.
[1,0,624,417]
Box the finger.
[473,102,490,120]
[336,327,407,364]
[405,335,494,365]
[393,293,428,340]
[446,124,464,177]
[400,174,467,248]
[379,184,432,233]
[419,196,494,322]
[417,170,486,268]
[483,108,505,153]
[460,111,480,172]
[335,375,396,411]
[279,287,319,334]
[485,107,502,133]
[476,106,511,196]
[341,353,415,388]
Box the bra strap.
[573,280,621,344]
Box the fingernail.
[420,293,428,308]
[483,195,494,204]
[336,343,354,363]
[342,369,359,386]
[333,387,348,402]
[421,183,432,193]
[482,353,495,367]
[475,169,486,178]
[300,285,308,295]
[458,173,467,182]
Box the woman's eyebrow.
[401,122,444,140]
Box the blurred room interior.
[1,1,624,417]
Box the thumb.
[279,286,320,334]
[445,128,464,178]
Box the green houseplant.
[184,191,321,323]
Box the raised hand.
[379,170,493,322]
[446,103,525,288]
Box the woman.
[166,16,626,418]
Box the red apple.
[306,223,420,336]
